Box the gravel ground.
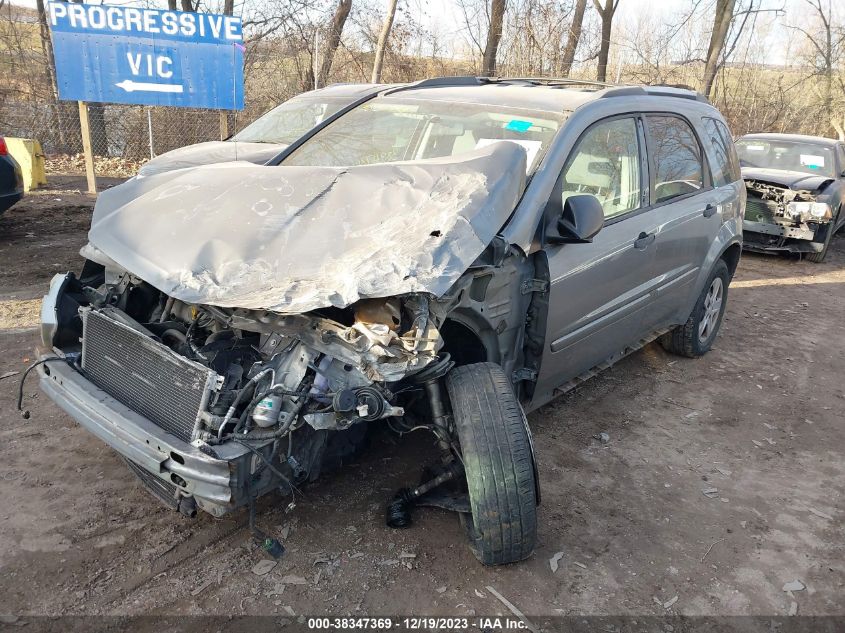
[0,176,843,626]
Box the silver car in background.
[136,83,392,177]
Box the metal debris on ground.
[782,580,805,592]
[702,487,719,498]
[663,595,679,609]
[808,507,833,520]
[190,579,214,596]
[549,551,565,573]
[485,585,540,633]
[280,575,307,585]
[251,560,277,576]
[594,432,610,443]
[573,561,587,569]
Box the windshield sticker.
[744,144,766,151]
[800,154,825,169]
[475,138,541,170]
[505,120,533,133]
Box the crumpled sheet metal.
[89,143,526,313]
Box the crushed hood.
[742,167,833,193]
[137,141,287,177]
[89,142,526,313]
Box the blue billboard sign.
[47,2,244,110]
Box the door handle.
[703,203,717,218]
[634,231,656,250]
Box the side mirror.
[548,194,605,244]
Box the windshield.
[231,96,354,145]
[736,138,836,178]
[281,98,566,174]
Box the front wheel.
[805,222,835,263]
[445,362,538,565]
[661,259,730,358]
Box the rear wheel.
[445,362,538,565]
[661,259,730,358]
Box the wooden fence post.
[77,101,97,194]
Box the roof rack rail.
[601,84,710,103]
[492,77,618,88]
[384,76,488,95]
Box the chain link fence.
[0,100,262,168]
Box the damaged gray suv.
[35,77,744,565]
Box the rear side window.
[703,117,733,186]
[646,115,704,203]
[713,118,740,182]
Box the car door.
[642,113,726,330]
[533,115,663,402]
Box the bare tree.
[702,0,736,98]
[561,0,587,76]
[224,0,235,14]
[180,0,196,12]
[791,0,845,138]
[167,0,177,10]
[592,0,619,82]
[316,0,353,87]
[481,0,506,76]
[371,0,398,82]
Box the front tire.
[661,259,730,358]
[445,362,538,565]
[806,222,835,263]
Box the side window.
[703,117,732,187]
[561,117,641,219]
[646,115,704,203]
[714,119,741,182]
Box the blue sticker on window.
[505,120,532,133]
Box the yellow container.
[6,138,47,192]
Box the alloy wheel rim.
[698,277,723,343]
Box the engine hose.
[407,353,454,384]
[16,357,76,419]
[217,368,275,439]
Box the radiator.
[745,196,779,223]
[81,308,217,443]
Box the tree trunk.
[560,0,587,77]
[223,0,234,15]
[592,0,617,83]
[702,0,735,98]
[481,0,506,77]
[180,0,195,12]
[167,0,177,10]
[316,0,352,88]
[371,0,398,83]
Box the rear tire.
[661,259,730,358]
[445,362,538,565]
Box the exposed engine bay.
[743,178,833,252]
[40,260,472,534]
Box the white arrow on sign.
[115,79,184,94]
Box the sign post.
[46,2,244,190]
[77,101,97,194]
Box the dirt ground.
[0,176,843,625]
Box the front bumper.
[38,355,240,517]
[742,219,824,253]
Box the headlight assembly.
[786,201,832,221]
